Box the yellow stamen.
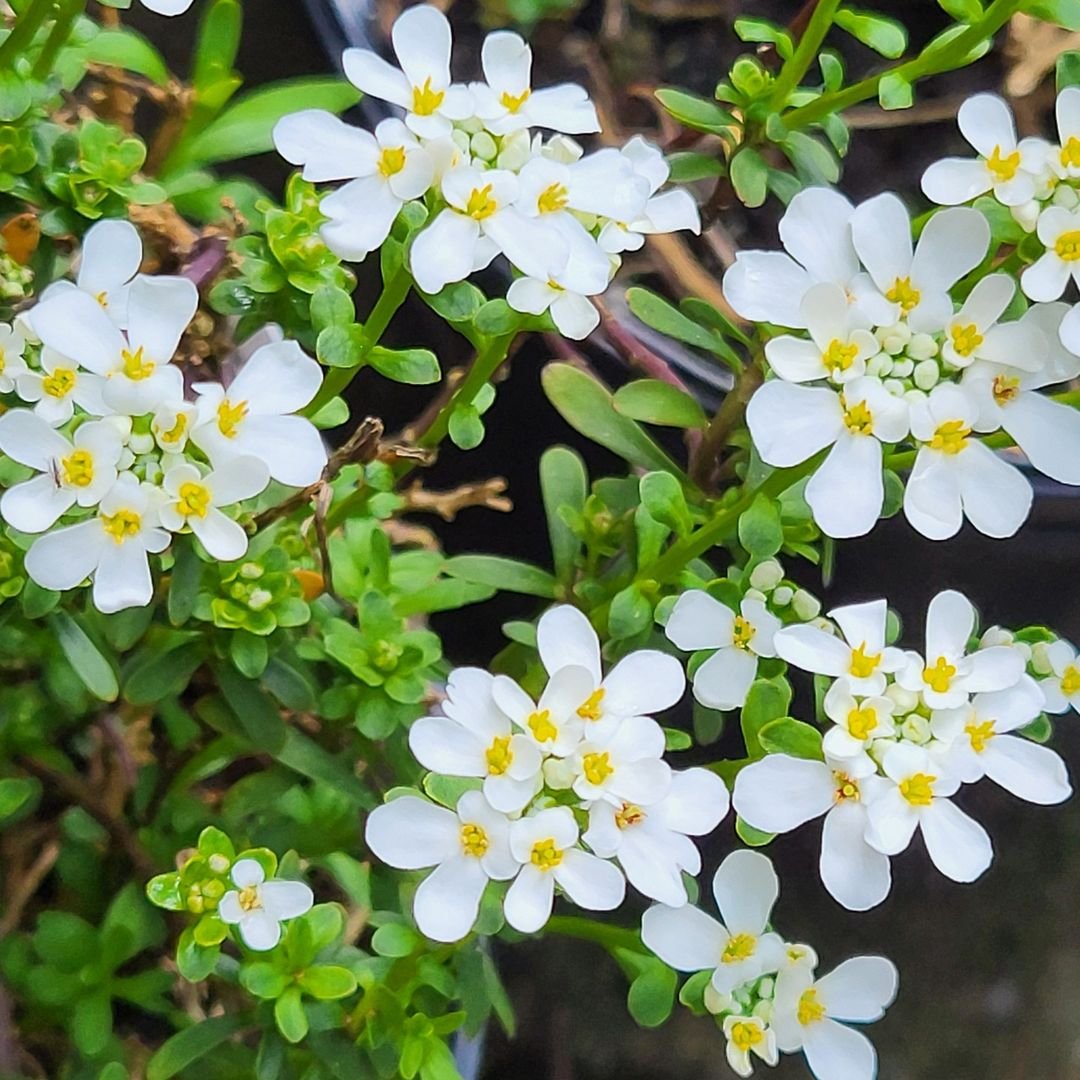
[61,449,94,488]
[885,276,920,313]
[577,687,605,722]
[732,614,756,650]
[465,184,498,220]
[798,988,827,1026]
[929,420,970,454]
[986,145,1021,182]
[842,397,874,436]
[537,182,569,214]
[966,719,996,754]
[849,642,882,679]
[1062,136,1080,169]
[949,322,983,357]
[615,803,646,829]
[823,338,859,374]
[42,368,76,398]
[217,398,248,439]
[729,1021,764,1052]
[101,508,141,543]
[721,933,757,964]
[120,346,154,381]
[500,88,531,113]
[411,76,445,116]
[1055,229,1080,262]
[485,735,513,776]
[177,481,212,519]
[1061,664,1080,697]
[834,771,861,802]
[582,751,613,786]
[237,885,261,911]
[530,837,563,870]
[992,374,1020,405]
[527,708,558,744]
[899,772,936,807]
[95,290,109,309]
[158,413,188,446]
[460,823,489,857]
[846,707,877,742]
[378,146,407,178]
[923,655,957,693]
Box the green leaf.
[1059,49,1080,91]
[444,555,557,598]
[310,286,355,332]
[231,630,269,678]
[73,992,113,1057]
[448,403,485,449]
[241,962,291,1000]
[170,79,361,170]
[878,71,913,110]
[371,923,419,958]
[1028,0,1080,29]
[540,446,587,584]
[609,584,653,640]
[193,0,242,93]
[49,612,119,702]
[473,299,522,336]
[781,131,840,184]
[666,152,726,183]
[368,346,440,385]
[216,663,287,752]
[735,816,776,847]
[627,960,678,1027]
[147,1016,247,1080]
[299,965,358,1000]
[274,986,309,1044]
[655,88,737,134]
[738,493,783,558]
[741,676,792,758]
[734,17,794,59]
[757,717,825,760]
[640,472,692,535]
[835,8,907,57]
[84,29,170,86]
[730,147,769,208]
[626,287,737,364]
[0,777,37,823]
[317,324,365,369]
[937,0,982,17]
[0,71,31,123]
[542,363,685,477]
[422,280,485,324]
[664,727,693,751]
[613,379,708,429]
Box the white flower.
[1021,205,1080,301]
[23,472,170,613]
[747,376,909,539]
[734,754,893,912]
[865,741,993,882]
[342,5,473,140]
[1041,638,1080,714]
[410,166,567,295]
[722,1015,779,1078]
[191,341,327,488]
[151,400,198,454]
[29,275,197,415]
[491,665,591,756]
[365,791,517,943]
[850,195,990,332]
[409,667,542,813]
[159,458,269,561]
[535,604,686,740]
[772,956,898,1080]
[934,679,1071,804]
[569,714,671,805]
[506,272,604,339]
[665,590,781,711]
[273,113,435,262]
[583,768,729,906]
[764,283,880,385]
[940,273,1044,370]
[774,599,904,697]
[504,806,625,933]
[921,93,1039,208]
[472,30,598,135]
[903,383,1032,541]
[43,218,143,325]
[896,589,1025,710]
[217,858,314,951]
[15,347,106,426]
[0,322,28,392]
[0,411,125,533]
[724,187,889,329]
[595,136,700,254]
[821,680,895,759]
[641,850,785,995]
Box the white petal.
[392,4,452,90]
[956,441,1032,538]
[238,911,282,951]
[925,589,974,661]
[746,381,843,468]
[235,416,327,488]
[408,717,485,778]
[981,735,1072,804]
[272,110,377,182]
[342,48,411,108]
[93,539,153,613]
[506,276,556,317]
[321,177,402,261]
[723,252,812,328]
[641,904,727,970]
[919,798,993,882]
[231,858,265,888]
[230,340,323,416]
[903,449,963,541]
[864,787,919,855]
[127,275,198,363]
[413,856,489,942]
[554,848,625,911]
[774,624,851,677]
[911,207,990,294]
[820,803,892,912]
[365,796,460,869]
[921,157,992,205]
[734,755,835,834]
[803,1018,877,1080]
[1021,251,1071,302]
[30,290,124,375]
[1002,391,1080,484]
[190,509,249,561]
[410,209,480,295]
[2,475,75,534]
[537,604,601,681]
[779,187,858,285]
[550,291,601,340]
[692,646,758,712]
[603,650,685,716]
[661,767,730,836]
[77,219,141,298]
[765,336,828,383]
[665,590,735,651]
[712,849,778,935]
[959,93,1017,156]
[817,955,898,1021]
[504,865,555,933]
[850,192,913,293]
[806,433,883,539]
[259,880,314,921]
[618,827,688,906]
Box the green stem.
[0,0,56,69]
[783,0,1025,130]
[547,915,647,954]
[304,263,413,418]
[31,0,83,79]
[770,0,842,107]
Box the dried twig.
[401,477,512,521]
[0,838,61,937]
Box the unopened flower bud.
[913,359,940,391]
[543,757,575,790]
[772,585,794,607]
[890,358,914,378]
[866,353,893,378]
[792,589,820,621]
[703,984,731,1015]
[208,854,230,874]
[470,131,497,161]
[744,587,768,605]
[248,588,273,611]
[239,562,263,580]
[883,378,906,397]
[749,558,784,592]
[980,625,1013,649]
[1054,184,1080,210]
[885,684,919,712]
[1031,641,1055,675]
[907,333,939,361]
[900,713,932,744]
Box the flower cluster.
[365,604,730,942]
[643,849,898,1080]
[0,220,327,613]
[729,184,1080,541]
[731,590,1071,911]
[272,4,699,339]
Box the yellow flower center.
[886,276,920,313]
[1062,136,1080,169]
[966,719,996,754]
[121,346,154,381]
[527,708,558,744]
[992,374,1020,405]
[411,76,445,116]
[721,933,757,964]
[923,655,958,693]
[577,687,605,722]
[217,398,248,439]
[177,481,212,519]
[537,181,569,214]
[949,322,983,357]
[900,772,936,806]
[530,837,563,871]
[842,397,874,436]
[485,735,513,776]
[729,1020,764,1052]
[1061,664,1080,697]
[833,770,861,802]
[101,508,141,543]
[615,802,646,830]
[0,348,6,374]
[798,988,827,1026]
[43,367,76,398]
[61,449,94,488]
[849,642,882,678]
[582,751,613,786]
[378,145,407,177]
[846,706,877,742]
[465,184,498,220]
[237,885,261,912]
[158,413,188,446]
[460,823,489,857]
[986,144,1021,182]
[823,338,859,374]
[732,614,756,650]
[1055,229,1080,261]
[500,88,531,113]
[929,419,970,454]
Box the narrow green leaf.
[540,446,587,584]
[444,555,557,598]
[215,663,287,752]
[368,346,440,385]
[626,286,736,363]
[835,8,907,57]
[49,611,119,702]
[193,0,242,92]
[147,1016,247,1080]
[84,29,170,86]
[613,379,708,429]
[655,88,737,134]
